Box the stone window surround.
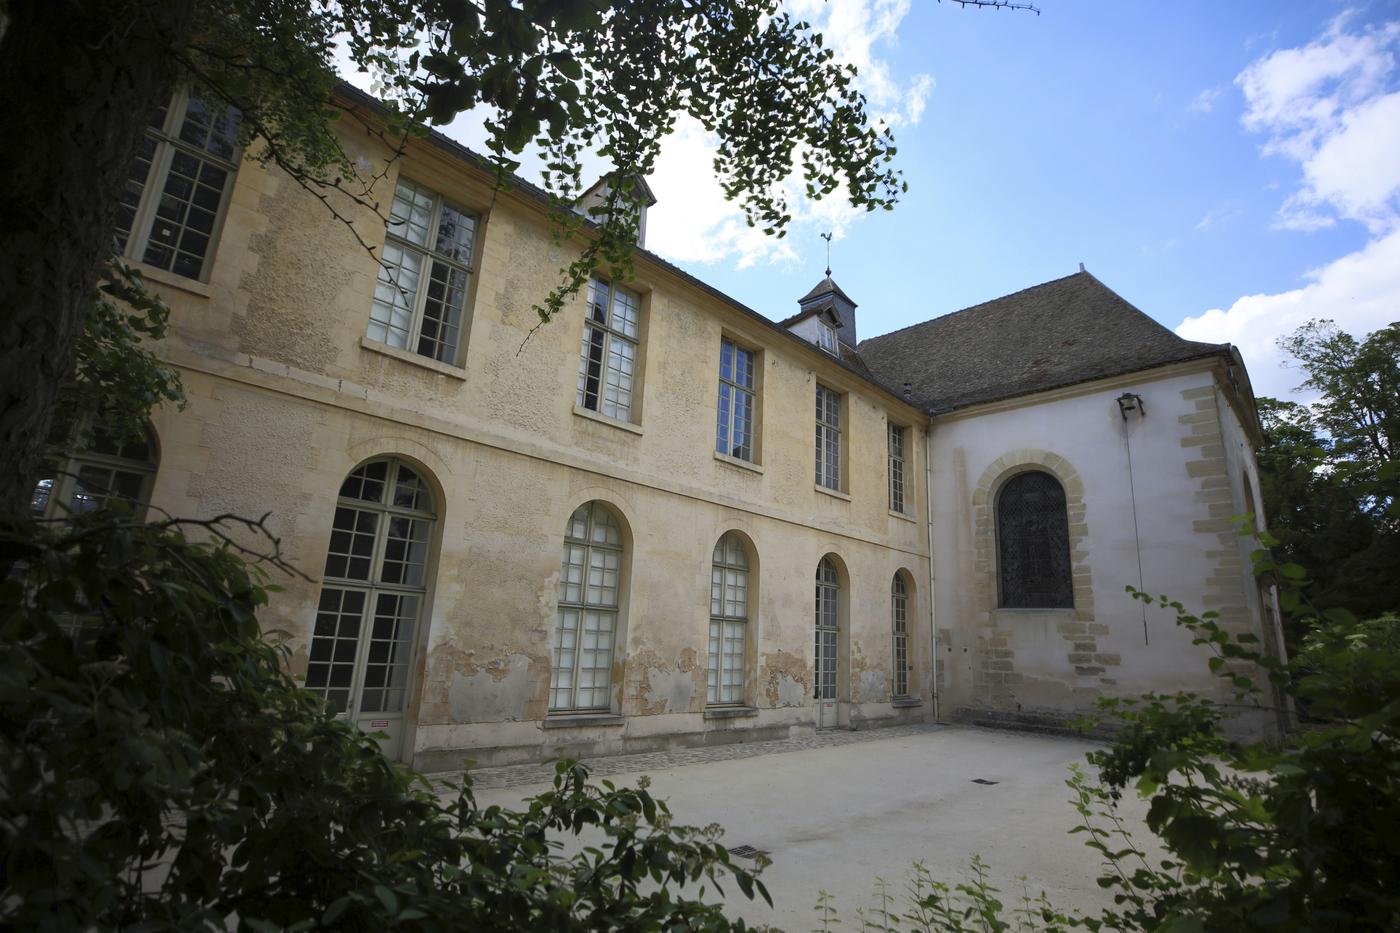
[970,451,1116,705]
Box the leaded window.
[996,471,1073,609]
[888,423,907,513]
[892,574,910,698]
[368,177,478,364]
[716,339,756,461]
[815,384,842,490]
[708,533,749,705]
[30,423,158,520]
[306,458,435,718]
[115,86,242,281]
[814,557,839,701]
[577,276,641,421]
[551,501,625,711]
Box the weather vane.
[820,231,833,276]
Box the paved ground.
[433,724,1149,929]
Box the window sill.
[572,404,644,435]
[360,337,468,381]
[891,696,923,709]
[542,713,625,729]
[714,451,763,474]
[888,509,917,523]
[814,484,851,502]
[703,706,758,720]
[131,261,213,299]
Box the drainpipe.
[923,410,942,721]
[1116,392,1149,646]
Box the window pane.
[114,135,158,252]
[418,260,468,363]
[141,150,230,279]
[552,501,625,711]
[434,203,477,263]
[388,178,435,247]
[339,460,388,503]
[369,244,421,350]
[306,587,366,714]
[997,472,1073,608]
[178,90,243,161]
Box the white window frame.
[708,532,750,706]
[815,384,842,490]
[814,557,839,701]
[577,276,642,422]
[888,423,907,513]
[892,574,910,698]
[114,86,242,282]
[817,320,837,354]
[551,501,625,712]
[716,338,757,461]
[305,458,436,722]
[30,422,158,521]
[367,177,479,365]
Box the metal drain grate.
[970,778,1000,785]
[728,844,769,859]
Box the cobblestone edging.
[428,723,946,790]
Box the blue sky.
[627,1,1400,400]
[340,2,1400,400]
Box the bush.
[0,511,768,931]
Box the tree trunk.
[0,1,196,521]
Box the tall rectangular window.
[368,177,478,364]
[715,339,756,461]
[115,87,242,281]
[577,276,641,421]
[892,575,909,698]
[815,384,842,490]
[888,423,907,513]
[551,502,625,711]
[708,533,749,706]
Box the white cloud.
[1235,12,1400,231]
[1189,87,1222,114]
[331,4,928,274]
[1196,200,1243,230]
[1185,12,1400,402]
[647,0,931,269]
[1176,227,1400,400]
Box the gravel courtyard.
[442,724,1147,929]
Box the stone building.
[39,89,1284,768]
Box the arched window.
[891,573,910,698]
[996,471,1073,608]
[306,458,435,744]
[551,501,624,711]
[30,422,158,519]
[708,532,749,706]
[814,557,840,701]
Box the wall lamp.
[1116,392,1145,421]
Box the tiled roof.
[858,272,1227,412]
[799,275,857,307]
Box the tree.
[1254,397,1395,628]
[0,510,771,930]
[1279,320,1399,520]
[1253,321,1400,627]
[0,0,910,519]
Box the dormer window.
[818,320,837,354]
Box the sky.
[345,1,1400,402]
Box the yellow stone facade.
[135,115,932,768]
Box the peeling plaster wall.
[141,123,932,767]
[927,366,1277,735]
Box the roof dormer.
[781,275,858,353]
[577,173,657,248]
